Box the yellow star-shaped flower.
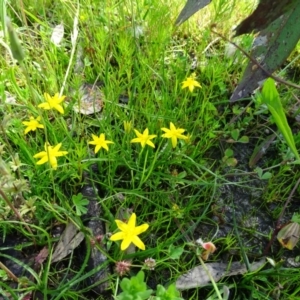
[110,213,149,250]
[131,128,157,148]
[88,133,114,153]
[22,116,44,134]
[33,143,68,170]
[181,73,201,92]
[38,93,66,114]
[161,122,188,148]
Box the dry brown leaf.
[35,247,49,265]
[51,222,85,263]
[176,258,266,290]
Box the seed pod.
[6,17,25,62]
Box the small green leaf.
[155,284,183,300]
[168,245,184,259]
[207,101,217,112]
[231,129,240,141]
[232,105,243,115]
[226,157,238,167]
[118,271,153,300]
[177,171,187,179]
[261,172,272,180]
[238,136,249,143]
[224,148,234,158]
[72,193,89,216]
[254,167,263,178]
[291,213,300,224]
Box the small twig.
[18,0,28,27]
[210,28,300,91]
[0,261,18,282]
[201,37,221,55]
[263,175,300,255]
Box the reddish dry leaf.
[22,293,32,300]
[34,247,49,265]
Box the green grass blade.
[261,78,300,160]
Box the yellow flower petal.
[110,213,149,251]
[131,235,146,250]
[161,122,188,148]
[22,116,44,134]
[38,92,66,114]
[115,220,129,232]
[131,128,157,148]
[33,143,68,170]
[54,104,64,114]
[33,151,46,159]
[134,223,149,235]
[181,75,202,92]
[121,238,133,251]
[88,133,113,153]
[110,231,125,241]
[35,155,48,165]
[38,103,51,110]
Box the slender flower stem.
[138,140,163,188]
[198,256,222,300]
[60,1,79,96]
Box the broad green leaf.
[231,3,300,102]
[260,78,299,160]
